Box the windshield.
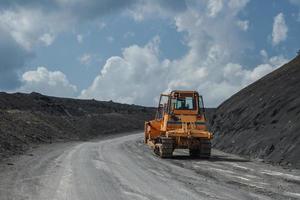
[172,96,195,110]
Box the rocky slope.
[0,92,155,159]
[211,55,300,169]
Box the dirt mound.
[211,55,300,169]
[0,92,155,159]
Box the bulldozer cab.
[155,91,206,120]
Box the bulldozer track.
[199,139,211,158]
[189,139,211,158]
[154,137,175,158]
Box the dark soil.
[0,92,155,160]
[205,108,216,130]
[210,55,300,169]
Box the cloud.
[272,13,288,45]
[127,0,188,21]
[76,34,83,43]
[106,36,114,43]
[124,31,135,38]
[236,20,249,31]
[0,8,40,50]
[19,67,77,97]
[98,22,107,30]
[260,49,268,59]
[0,0,137,21]
[55,0,136,20]
[0,27,32,90]
[80,37,170,105]
[207,0,223,17]
[0,8,69,50]
[224,55,287,86]
[39,33,55,46]
[79,53,92,65]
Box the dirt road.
[0,132,299,200]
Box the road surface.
[0,132,299,200]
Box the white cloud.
[79,54,92,65]
[106,36,114,43]
[222,54,287,90]
[80,37,170,105]
[128,9,145,22]
[260,49,268,59]
[0,9,40,50]
[228,0,249,13]
[0,7,73,50]
[272,13,288,45]
[39,33,55,46]
[77,34,83,43]
[236,20,249,31]
[127,0,187,21]
[124,31,135,38]
[207,0,223,17]
[292,11,300,22]
[98,22,107,30]
[19,67,77,97]
[268,55,288,67]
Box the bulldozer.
[144,90,213,158]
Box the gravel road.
[0,132,299,200]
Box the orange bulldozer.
[144,90,213,158]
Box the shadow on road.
[170,154,250,163]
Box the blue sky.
[0,0,299,107]
[29,15,187,90]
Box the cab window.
[172,96,195,110]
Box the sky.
[0,0,299,107]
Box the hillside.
[211,55,300,169]
[0,92,155,159]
